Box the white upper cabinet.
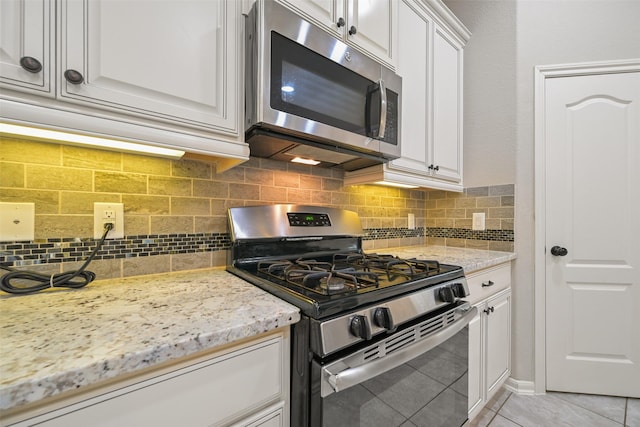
[430,23,464,183]
[1,0,249,170]
[59,0,238,134]
[0,0,53,95]
[276,0,396,67]
[344,0,469,191]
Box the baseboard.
[504,377,537,395]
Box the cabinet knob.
[483,306,495,315]
[482,280,495,287]
[433,165,440,171]
[20,56,42,73]
[349,25,357,36]
[64,69,84,85]
[336,17,345,27]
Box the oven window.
[319,328,469,427]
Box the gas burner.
[287,269,358,295]
[319,276,346,292]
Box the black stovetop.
[228,250,464,319]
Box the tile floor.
[470,388,640,427]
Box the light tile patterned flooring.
[470,388,640,427]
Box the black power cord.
[0,223,114,295]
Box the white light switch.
[0,202,35,242]
[472,212,486,231]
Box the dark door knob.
[64,69,84,84]
[550,246,568,256]
[348,25,357,36]
[336,17,345,27]
[20,56,42,73]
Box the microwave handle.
[377,79,387,139]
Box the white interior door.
[544,69,640,397]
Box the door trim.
[533,58,640,394]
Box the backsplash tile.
[1,137,515,279]
[425,185,515,251]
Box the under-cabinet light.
[0,123,186,159]
[374,181,420,189]
[291,156,321,165]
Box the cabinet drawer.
[466,263,511,306]
[13,336,284,427]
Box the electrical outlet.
[472,212,486,231]
[407,213,416,230]
[94,203,124,239]
[0,202,35,242]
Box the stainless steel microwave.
[245,0,402,171]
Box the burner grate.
[256,253,443,296]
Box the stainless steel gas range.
[227,205,475,427]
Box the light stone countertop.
[382,245,516,273]
[0,268,300,413]
[0,246,514,414]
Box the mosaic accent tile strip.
[1,226,513,268]
[0,233,231,268]
[363,227,426,240]
[426,227,514,242]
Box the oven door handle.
[322,305,477,396]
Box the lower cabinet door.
[13,336,285,427]
[485,289,511,397]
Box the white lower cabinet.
[7,330,290,427]
[467,264,512,422]
[232,402,284,427]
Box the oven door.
[310,303,476,427]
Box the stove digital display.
[287,212,331,227]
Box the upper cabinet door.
[0,0,53,95]
[59,0,240,135]
[278,0,394,67]
[346,0,394,67]
[388,0,429,175]
[278,0,344,38]
[430,25,464,183]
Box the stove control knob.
[350,315,372,340]
[451,282,468,298]
[373,307,396,332]
[438,286,455,303]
